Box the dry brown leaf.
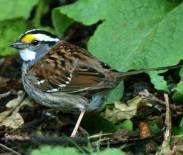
[0,90,33,129]
[6,91,25,108]
[0,110,24,129]
[102,96,147,123]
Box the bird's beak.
[10,40,28,49]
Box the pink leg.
[70,110,85,137]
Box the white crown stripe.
[25,29,41,34]
[35,34,59,42]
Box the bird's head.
[11,29,60,62]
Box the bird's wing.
[27,41,116,96]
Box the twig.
[89,133,113,140]
[2,135,87,146]
[163,94,171,145]
[0,91,11,99]
[1,132,162,150]
[139,90,183,112]
[0,143,21,155]
[139,90,165,105]
[156,94,171,155]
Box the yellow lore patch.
[21,34,36,43]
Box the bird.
[11,29,181,137]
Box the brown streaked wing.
[27,40,108,94]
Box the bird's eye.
[31,40,40,46]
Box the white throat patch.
[19,49,36,61]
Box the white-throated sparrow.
[11,29,181,137]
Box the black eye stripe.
[42,41,58,46]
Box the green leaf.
[172,67,183,103]
[52,8,74,34]
[31,146,125,155]
[150,72,168,91]
[0,0,38,20]
[173,118,183,135]
[31,146,80,155]
[173,67,183,102]
[52,0,107,34]
[117,119,133,130]
[93,149,125,155]
[172,81,183,102]
[0,19,28,56]
[106,81,123,103]
[179,67,183,78]
[149,121,161,134]
[180,118,183,128]
[82,112,116,134]
[52,0,183,93]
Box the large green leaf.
[0,19,28,56]
[0,0,38,21]
[92,149,125,155]
[31,146,80,155]
[52,0,183,94]
[31,146,125,155]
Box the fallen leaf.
[102,96,147,123]
[5,91,24,108]
[0,90,33,129]
[0,110,24,129]
[6,90,32,108]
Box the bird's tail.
[117,64,183,79]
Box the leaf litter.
[102,96,148,123]
[1,42,183,155]
[1,2,183,153]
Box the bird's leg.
[70,110,85,137]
